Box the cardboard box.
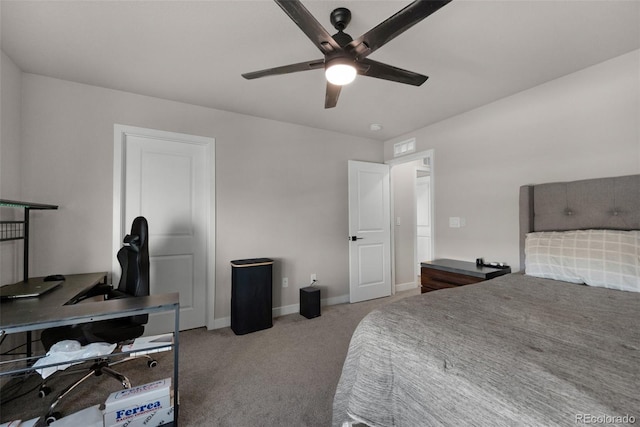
[50,405,103,427]
[0,418,40,427]
[104,378,172,427]
[107,406,174,427]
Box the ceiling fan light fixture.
[242,1,450,107]
[325,58,357,86]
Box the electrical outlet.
[282,277,288,288]
[310,273,317,283]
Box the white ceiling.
[2,0,639,141]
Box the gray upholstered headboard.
[519,174,640,269]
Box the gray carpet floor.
[1,288,419,426]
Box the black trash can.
[230,258,274,335]
[300,286,321,319]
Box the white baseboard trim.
[213,316,231,329]
[273,303,299,317]
[395,281,419,292]
[210,292,350,330]
[323,293,349,306]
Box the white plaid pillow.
[525,229,640,292]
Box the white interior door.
[114,125,214,333]
[348,160,392,303]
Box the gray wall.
[3,47,638,323]
[385,50,640,271]
[1,51,23,285]
[3,67,382,322]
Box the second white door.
[348,160,392,303]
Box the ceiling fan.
[242,0,452,108]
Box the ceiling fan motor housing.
[332,31,354,48]
[330,7,351,31]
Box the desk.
[0,273,180,426]
[1,272,107,358]
[1,272,107,333]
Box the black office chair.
[39,217,156,424]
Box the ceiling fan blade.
[358,59,428,86]
[325,82,341,108]
[242,59,324,80]
[348,0,452,59]
[274,0,342,55]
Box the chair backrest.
[116,216,150,298]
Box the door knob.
[349,236,363,241]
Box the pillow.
[525,229,640,292]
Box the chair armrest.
[105,289,132,300]
[71,283,113,303]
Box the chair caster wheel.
[148,359,158,368]
[38,386,52,398]
[46,412,62,425]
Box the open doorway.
[416,163,432,275]
[388,150,434,292]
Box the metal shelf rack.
[0,199,58,281]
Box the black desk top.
[0,272,179,333]
[421,258,511,279]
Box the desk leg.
[173,305,180,426]
[26,331,32,360]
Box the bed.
[333,174,640,427]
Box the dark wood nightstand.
[420,258,511,293]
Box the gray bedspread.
[333,274,640,427]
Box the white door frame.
[113,124,216,330]
[385,149,435,293]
